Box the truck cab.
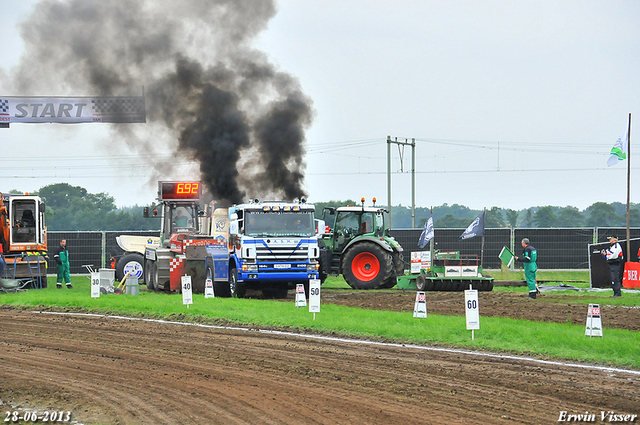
[207,199,320,298]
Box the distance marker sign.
[413,291,427,318]
[91,271,100,298]
[181,275,193,307]
[309,279,321,314]
[204,278,215,299]
[464,288,480,330]
[295,283,307,307]
[585,303,603,337]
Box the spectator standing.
[601,235,623,297]
[54,239,72,289]
[515,238,538,299]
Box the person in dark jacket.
[601,235,623,297]
[515,238,538,299]
[54,239,72,289]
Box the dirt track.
[1,290,639,425]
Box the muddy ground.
[0,289,638,425]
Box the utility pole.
[386,136,416,228]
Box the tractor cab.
[160,201,200,243]
[322,207,386,253]
[0,193,47,252]
[320,198,390,254]
[318,198,404,289]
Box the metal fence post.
[510,227,515,270]
[101,231,106,269]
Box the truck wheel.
[415,274,427,291]
[229,267,246,298]
[116,253,144,282]
[342,242,392,289]
[145,260,156,291]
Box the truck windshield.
[11,199,38,243]
[244,211,315,237]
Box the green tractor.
[318,200,404,289]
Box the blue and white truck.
[206,199,321,298]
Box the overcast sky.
[1,0,638,215]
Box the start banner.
[0,96,145,124]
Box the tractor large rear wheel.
[342,243,392,289]
[380,276,397,289]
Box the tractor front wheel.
[342,243,392,289]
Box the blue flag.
[459,211,485,241]
[417,214,434,248]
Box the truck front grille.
[256,245,308,261]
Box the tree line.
[309,201,640,229]
[10,184,640,231]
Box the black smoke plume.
[5,0,313,205]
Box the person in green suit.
[515,238,538,299]
[54,239,72,289]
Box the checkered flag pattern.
[169,258,184,272]
[0,99,8,113]
[91,98,144,114]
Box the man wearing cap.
[601,235,623,297]
[515,238,538,299]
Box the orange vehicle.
[0,192,48,288]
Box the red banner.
[622,262,640,289]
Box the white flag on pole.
[607,121,629,167]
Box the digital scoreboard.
[159,182,201,201]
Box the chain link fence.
[46,227,640,274]
[47,231,159,275]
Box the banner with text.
[0,96,146,124]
